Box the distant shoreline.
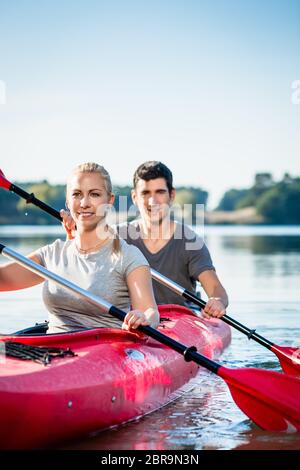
[1,207,300,227]
[205,207,264,225]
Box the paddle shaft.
[0,244,220,374]
[151,269,274,350]
[8,182,62,222]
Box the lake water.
[0,225,300,450]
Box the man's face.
[132,178,175,225]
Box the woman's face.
[67,172,114,231]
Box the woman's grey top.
[35,238,149,333]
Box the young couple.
[0,161,228,333]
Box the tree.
[175,187,208,206]
[256,181,300,224]
[217,189,248,211]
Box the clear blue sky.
[0,0,299,208]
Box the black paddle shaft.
[10,184,62,222]
[182,290,274,350]
[109,305,220,374]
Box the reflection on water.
[1,225,300,450]
[60,372,248,451]
[221,235,300,254]
[234,429,300,450]
[0,236,58,255]
[203,230,300,303]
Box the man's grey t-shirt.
[35,238,149,333]
[118,221,215,306]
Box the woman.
[0,162,160,333]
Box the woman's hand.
[123,307,160,330]
[60,209,76,240]
[202,297,226,319]
[126,266,160,330]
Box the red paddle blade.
[0,170,11,190]
[218,366,300,432]
[271,345,300,377]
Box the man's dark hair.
[133,161,174,194]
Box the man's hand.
[60,209,76,240]
[202,297,226,319]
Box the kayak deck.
[0,304,231,449]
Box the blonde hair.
[67,162,121,258]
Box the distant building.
[254,173,274,188]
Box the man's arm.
[198,270,228,318]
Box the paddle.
[1,169,300,376]
[151,270,300,377]
[0,169,61,221]
[1,242,300,433]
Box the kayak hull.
[0,305,231,449]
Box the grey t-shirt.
[118,220,215,306]
[35,238,149,333]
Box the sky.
[0,0,299,209]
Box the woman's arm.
[124,266,160,330]
[0,253,45,291]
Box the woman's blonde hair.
[67,162,121,258]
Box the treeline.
[0,181,208,225]
[1,174,300,225]
[218,173,300,224]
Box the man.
[119,161,228,318]
[62,161,228,318]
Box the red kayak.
[0,304,231,449]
